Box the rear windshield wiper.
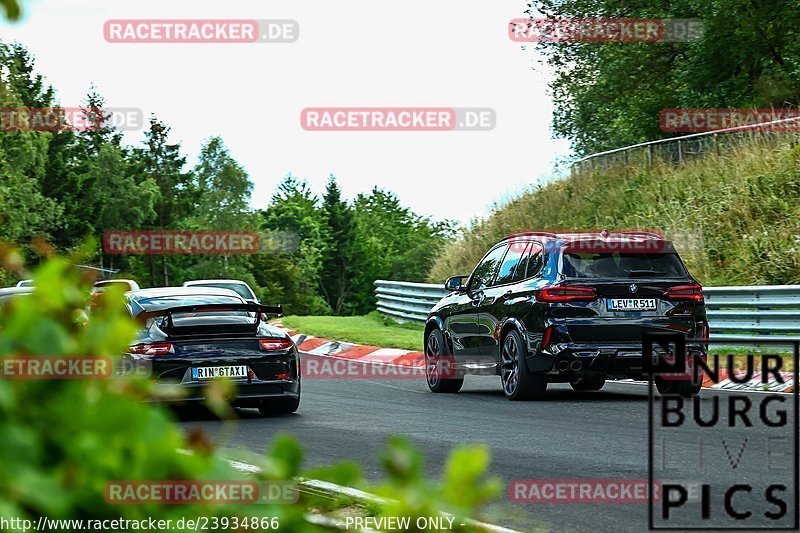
[626,269,670,277]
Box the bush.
[0,248,500,531]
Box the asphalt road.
[176,366,797,533]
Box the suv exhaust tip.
[570,361,582,372]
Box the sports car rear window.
[189,283,253,300]
[139,295,243,307]
[562,252,688,279]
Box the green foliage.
[532,0,800,155]
[429,140,800,286]
[319,175,358,315]
[0,252,500,529]
[0,251,315,529]
[375,437,502,530]
[260,175,452,316]
[0,0,19,21]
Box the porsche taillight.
[128,342,174,355]
[260,339,293,351]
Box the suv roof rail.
[612,230,665,239]
[503,231,560,240]
[503,230,667,242]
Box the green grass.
[429,140,800,286]
[280,311,424,351]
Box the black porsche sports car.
[121,286,300,415]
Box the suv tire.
[501,329,547,401]
[655,377,701,398]
[425,328,464,393]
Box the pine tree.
[319,175,357,315]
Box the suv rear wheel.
[655,377,701,398]
[501,329,547,401]
[425,328,464,393]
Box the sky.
[1,0,572,224]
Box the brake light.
[128,343,174,355]
[260,339,293,351]
[665,284,704,303]
[535,286,597,303]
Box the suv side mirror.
[445,275,468,292]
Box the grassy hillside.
[429,141,800,286]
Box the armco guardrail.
[374,280,800,342]
[570,115,800,176]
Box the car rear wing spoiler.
[137,303,283,325]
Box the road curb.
[277,325,796,394]
[276,325,425,370]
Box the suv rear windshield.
[562,252,688,279]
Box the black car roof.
[127,287,246,311]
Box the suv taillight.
[128,343,174,355]
[260,339,293,351]
[665,284,704,303]
[535,286,597,303]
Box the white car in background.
[92,279,141,294]
[182,279,259,304]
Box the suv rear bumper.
[525,341,707,379]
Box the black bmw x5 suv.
[424,231,708,400]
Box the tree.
[135,116,195,286]
[90,144,159,270]
[348,188,455,313]
[177,137,258,288]
[319,175,357,315]
[257,174,331,315]
[531,0,800,155]
[193,137,252,227]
